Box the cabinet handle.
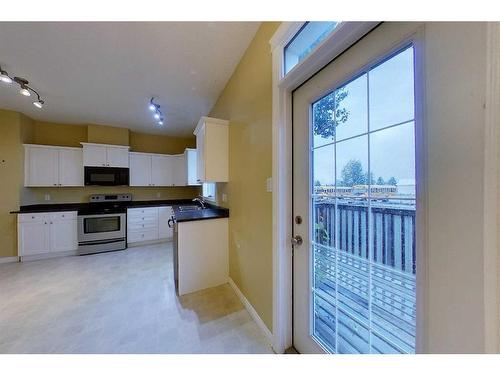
[44,222,47,225]
[50,222,53,225]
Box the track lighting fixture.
[149,97,164,126]
[0,66,45,108]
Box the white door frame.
[270,21,500,354]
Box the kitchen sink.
[178,205,203,212]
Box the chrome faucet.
[192,196,206,209]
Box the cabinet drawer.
[18,213,50,223]
[127,207,157,215]
[49,211,77,222]
[127,208,157,219]
[127,215,157,224]
[128,221,157,232]
[127,229,158,243]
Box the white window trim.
[202,182,217,204]
[271,21,500,354]
[269,21,380,354]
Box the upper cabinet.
[130,152,189,187]
[81,143,130,168]
[184,148,200,186]
[194,116,229,183]
[24,145,84,187]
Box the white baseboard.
[20,250,77,262]
[228,277,274,347]
[0,256,19,264]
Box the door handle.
[291,235,303,246]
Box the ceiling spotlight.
[154,113,160,120]
[33,100,44,109]
[14,77,32,96]
[0,67,12,84]
[20,86,31,96]
[149,104,156,111]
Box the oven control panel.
[89,194,132,202]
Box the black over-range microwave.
[84,167,129,186]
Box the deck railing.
[314,199,416,274]
[312,199,416,353]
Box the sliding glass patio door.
[292,25,418,354]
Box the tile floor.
[0,243,274,354]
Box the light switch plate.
[222,193,227,202]
[44,194,50,201]
[266,177,272,192]
[156,192,161,198]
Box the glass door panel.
[308,45,416,354]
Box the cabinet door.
[172,155,187,186]
[58,148,84,186]
[129,153,152,186]
[83,145,107,167]
[196,124,205,182]
[151,155,173,186]
[25,146,59,187]
[186,149,200,185]
[106,147,129,168]
[49,220,78,252]
[18,221,50,256]
[158,206,173,239]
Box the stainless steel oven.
[78,213,126,254]
[77,194,131,255]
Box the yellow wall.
[130,131,195,154]
[0,110,24,257]
[0,112,199,257]
[209,22,280,331]
[87,124,130,145]
[33,121,87,147]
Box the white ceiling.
[0,22,260,137]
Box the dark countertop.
[172,204,229,223]
[11,199,229,222]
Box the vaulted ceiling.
[0,22,260,136]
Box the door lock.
[291,235,303,246]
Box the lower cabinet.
[176,218,228,296]
[18,211,78,259]
[127,206,173,245]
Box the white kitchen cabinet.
[151,155,173,186]
[18,218,50,256]
[194,116,229,182]
[127,206,173,245]
[24,145,83,187]
[58,148,84,186]
[106,146,130,168]
[171,155,186,187]
[185,148,200,186]
[81,143,130,168]
[18,211,78,259]
[129,152,152,186]
[129,152,188,187]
